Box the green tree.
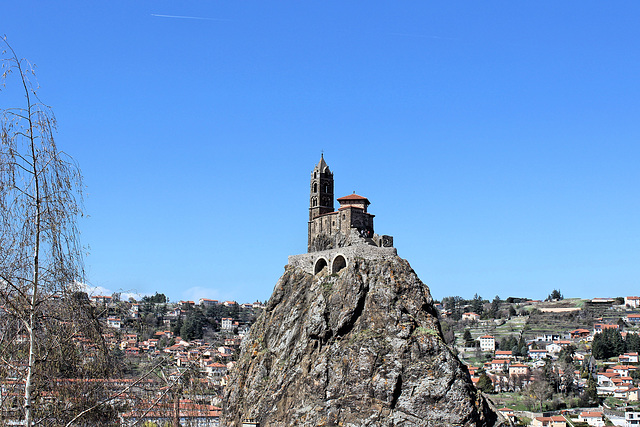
[180,308,206,340]
[172,316,183,336]
[142,292,167,304]
[626,332,640,353]
[546,289,563,301]
[471,293,484,315]
[463,329,474,346]
[592,328,624,359]
[476,373,493,393]
[579,376,599,406]
[487,295,501,319]
[499,335,517,352]
[558,344,576,365]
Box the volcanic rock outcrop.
[223,256,503,426]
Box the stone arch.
[332,255,347,274]
[314,258,328,275]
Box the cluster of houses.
[86,295,266,425]
[95,296,265,334]
[445,296,640,426]
[462,319,639,402]
[481,345,639,426]
[520,409,640,427]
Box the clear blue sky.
[2,2,639,303]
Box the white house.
[221,317,234,330]
[106,317,121,329]
[199,298,219,307]
[462,312,480,322]
[626,409,640,426]
[627,314,640,324]
[578,411,604,427]
[625,296,640,308]
[619,352,639,363]
[479,335,495,352]
[528,349,548,360]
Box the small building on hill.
[289,156,397,275]
[307,155,393,252]
[479,335,495,352]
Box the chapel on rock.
[288,155,396,275]
[307,155,394,252]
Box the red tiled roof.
[337,194,369,202]
[535,416,565,422]
[580,411,602,417]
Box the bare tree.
[0,37,86,426]
[526,377,552,412]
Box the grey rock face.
[223,256,503,426]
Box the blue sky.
[2,2,639,303]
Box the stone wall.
[288,244,398,275]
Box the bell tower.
[309,154,334,221]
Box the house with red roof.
[612,364,636,376]
[489,359,509,372]
[625,296,640,308]
[619,352,639,363]
[570,329,591,339]
[578,411,604,426]
[106,317,121,329]
[91,295,113,305]
[462,312,481,322]
[508,363,529,377]
[531,415,566,426]
[497,407,516,423]
[479,335,495,352]
[199,298,219,307]
[627,313,640,324]
[495,350,512,359]
[597,371,619,386]
[593,323,618,334]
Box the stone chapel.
[307,155,393,252]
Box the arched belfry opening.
[332,255,347,274]
[314,258,328,275]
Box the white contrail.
[151,13,229,21]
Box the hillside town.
[436,293,640,426]
[1,292,265,426]
[3,291,637,426]
[1,284,639,426]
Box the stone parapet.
[288,244,398,275]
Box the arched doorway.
[332,255,346,274]
[314,258,328,275]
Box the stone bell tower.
[309,154,334,221]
